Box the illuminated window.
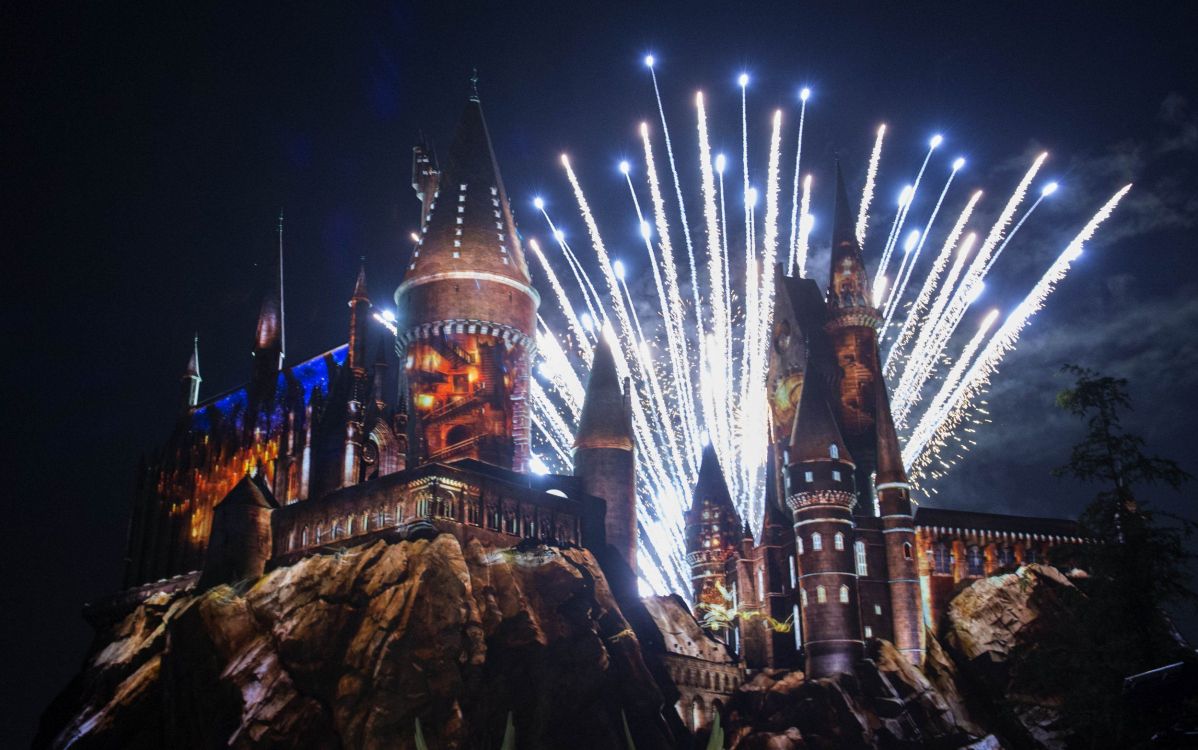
[934,542,952,574]
[864,625,873,638]
[967,545,983,574]
[804,471,814,483]
[855,540,868,576]
[816,585,826,603]
[834,532,845,551]
[346,515,354,536]
[839,584,849,603]
[797,537,805,554]
[789,555,797,587]
[832,470,842,481]
[829,443,839,459]
[800,588,808,606]
[757,568,765,596]
[811,532,822,551]
[874,604,882,615]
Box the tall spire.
[181,334,202,409]
[347,260,372,373]
[827,162,874,311]
[253,215,285,367]
[277,210,286,360]
[574,336,633,452]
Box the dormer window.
[829,443,839,459]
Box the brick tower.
[785,371,863,678]
[573,336,637,572]
[394,86,538,471]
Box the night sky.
[6,2,1198,744]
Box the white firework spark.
[520,63,1128,595]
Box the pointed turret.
[789,374,854,468]
[827,162,874,312]
[573,336,637,571]
[252,215,286,384]
[684,445,741,609]
[181,334,202,409]
[396,84,539,472]
[347,261,371,373]
[574,337,634,452]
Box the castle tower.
[685,445,741,611]
[824,164,883,510]
[181,334,201,409]
[573,336,637,572]
[786,373,863,677]
[343,263,372,487]
[875,381,924,664]
[197,472,278,590]
[394,86,538,471]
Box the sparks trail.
[524,60,1126,594]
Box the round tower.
[786,374,863,678]
[394,90,538,471]
[573,337,637,572]
[875,384,924,664]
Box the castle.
[116,88,1086,732]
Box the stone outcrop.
[721,639,997,750]
[37,534,677,749]
[941,564,1083,750]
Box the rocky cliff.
[37,535,676,749]
[41,539,1152,750]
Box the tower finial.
[469,68,480,102]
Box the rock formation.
[37,534,676,749]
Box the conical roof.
[874,380,908,486]
[690,444,734,514]
[218,473,279,510]
[350,262,370,304]
[404,95,531,287]
[574,337,633,451]
[827,161,874,311]
[184,335,201,379]
[789,373,854,466]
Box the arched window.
[903,542,913,561]
[999,545,1014,566]
[811,532,823,551]
[855,540,868,576]
[833,532,845,551]
[287,528,296,552]
[301,526,309,547]
[967,545,983,575]
[829,443,839,459]
[446,423,471,446]
[797,537,805,554]
[691,697,704,731]
[816,585,827,603]
[346,515,355,536]
[361,511,370,533]
[315,524,324,544]
[934,542,952,574]
[839,584,850,603]
[1024,546,1039,564]
[800,588,808,606]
